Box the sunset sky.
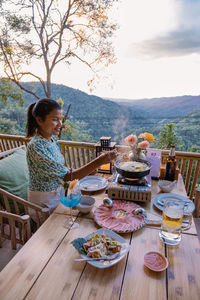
[3,0,200,100]
[54,0,200,100]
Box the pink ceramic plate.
[94,200,147,233]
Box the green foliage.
[0,81,200,154]
[0,79,25,105]
[188,145,198,153]
[155,123,180,150]
[61,120,95,143]
[6,15,30,33]
[0,117,17,134]
[0,102,26,135]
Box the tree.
[0,0,118,99]
[155,123,180,150]
[0,101,27,135]
[0,78,25,105]
[61,119,95,142]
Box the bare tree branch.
[16,71,47,93]
[0,0,118,100]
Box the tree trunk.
[46,71,51,98]
[58,104,71,139]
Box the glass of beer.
[159,199,184,245]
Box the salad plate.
[153,193,195,216]
[71,228,130,269]
[79,176,108,192]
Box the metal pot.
[115,159,151,179]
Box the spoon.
[74,253,120,262]
[133,207,146,215]
[103,197,113,208]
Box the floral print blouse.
[27,134,69,192]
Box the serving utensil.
[74,253,120,262]
[103,197,113,208]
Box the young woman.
[26,98,117,213]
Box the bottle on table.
[165,144,176,181]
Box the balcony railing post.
[0,134,199,201]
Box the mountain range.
[23,82,200,150]
[107,95,200,117]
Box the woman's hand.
[100,150,118,164]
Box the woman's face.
[36,109,63,139]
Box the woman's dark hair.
[26,98,61,137]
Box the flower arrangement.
[124,132,155,160]
[62,179,79,197]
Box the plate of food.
[94,200,147,233]
[153,193,195,216]
[71,228,130,269]
[79,176,108,192]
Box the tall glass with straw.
[60,170,81,229]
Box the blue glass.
[60,192,81,208]
[60,185,81,229]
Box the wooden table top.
[0,175,199,300]
[54,174,197,235]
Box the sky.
[2,0,200,100]
[53,0,200,100]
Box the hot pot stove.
[108,172,151,203]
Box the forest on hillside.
[0,82,200,152]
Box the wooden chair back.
[0,210,31,250]
[0,145,50,229]
[0,188,50,230]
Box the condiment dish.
[144,251,168,272]
[77,196,95,214]
[158,180,177,193]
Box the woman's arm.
[64,150,117,181]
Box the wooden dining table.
[0,174,200,300]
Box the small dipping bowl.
[77,196,95,214]
[158,180,177,193]
[144,251,168,272]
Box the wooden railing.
[0,134,96,169]
[0,134,200,201]
[160,150,200,200]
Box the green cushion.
[0,149,28,212]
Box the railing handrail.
[1,133,200,158]
[115,145,200,159]
[0,133,199,213]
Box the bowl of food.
[115,159,151,178]
[77,196,95,214]
[158,180,177,193]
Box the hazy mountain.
[21,82,200,149]
[23,82,143,141]
[106,95,200,117]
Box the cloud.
[127,0,200,59]
[128,29,200,58]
